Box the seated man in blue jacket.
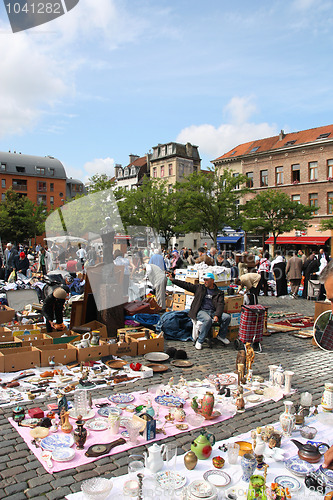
[168,272,231,350]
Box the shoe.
[217,335,230,345]
[195,341,202,350]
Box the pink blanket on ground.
[9,393,236,473]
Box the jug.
[90,331,100,346]
[291,439,330,463]
[191,430,215,460]
[143,443,166,473]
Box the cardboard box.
[174,269,187,280]
[0,326,13,338]
[186,267,199,278]
[166,296,173,309]
[185,277,199,285]
[0,306,15,324]
[108,341,137,357]
[0,336,22,349]
[47,330,80,345]
[173,302,185,311]
[184,289,194,296]
[123,332,164,356]
[185,295,194,308]
[224,295,244,313]
[173,284,187,293]
[38,344,77,367]
[13,328,42,337]
[76,341,109,362]
[0,346,40,372]
[79,320,108,339]
[227,326,239,341]
[230,312,241,326]
[128,365,153,379]
[215,280,230,288]
[15,333,53,347]
[173,293,186,304]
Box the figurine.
[57,394,68,414]
[237,363,245,385]
[245,343,255,372]
[236,386,245,413]
[236,350,246,374]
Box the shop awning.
[265,236,330,245]
[217,235,243,244]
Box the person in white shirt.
[76,244,87,270]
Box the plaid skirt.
[238,305,266,343]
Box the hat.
[53,287,67,299]
[19,252,25,259]
[203,272,215,280]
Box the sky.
[0,0,333,182]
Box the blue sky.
[0,0,332,182]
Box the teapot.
[291,439,330,463]
[191,430,215,460]
[143,443,166,473]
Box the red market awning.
[265,236,330,245]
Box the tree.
[0,189,48,243]
[174,169,249,247]
[115,178,177,248]
[87,174,115,193]
[242,190,313,249]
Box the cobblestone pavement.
[1,296,331,499]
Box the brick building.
[0,151,85,211]
[212,124,333,252]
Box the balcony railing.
[12,184,27,191]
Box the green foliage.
[115,178,177,248]
[87,174,115,193]
[242,190,313,246]
[0,189,48,243]
[174,169,249,247]
[320,219,333,231]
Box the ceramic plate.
[40,434,74,451]
[106,360,127,369]
[284,456,315,477]
[68,409,95,421]
[274,475,301,492]
[52,447,75,462]
[156,472,187,490]
[208,373,237,386]
[170,360,194,368]
[246,395,262,403]
[144,352,170,362]
[318,466,333,487]
[187,381,202,388]
[20,418,40,427]
[108,393,135,404]
[146,363,170,373]
[85,418,109,431]
[203,470,231,487]
[97,407,122,418]
[154,394,186,407]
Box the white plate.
[40,434,74,451]
[85,418,109,431]
[52,447,75,462]
[156,472,187,490]
[203,470,231,487]
[68,409,95,421]
[144,352,170,362]
[246,395,262,403]
[274,475,301,492]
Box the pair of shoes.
[195,341,202,350]
[216,335,230,345]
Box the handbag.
[123,300,152,316]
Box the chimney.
[129,154,140,164]
[279,130,285,141]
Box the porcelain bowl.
[235,441,253,456]
[300,426,317,439]
[187,413,205,427]
[81,478,113,500]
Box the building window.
[37,194,47,205]
[161,146,166,156]
[328,159,333,178]
[1,179,5,188]
[153,167,157,178]
[72,184,83,193]
[233,172,240,190]
[36,167,45,175]
[291,164,300,183]
[50,196,54,205]
[292,194,300,203]
[167,145,173,155]
[161,166,164,177]
[309,161,318,181]
[12,179,27,191]
[117,169,123,178]
[328,192,333,214]
[276,166,283,185]
[50,183,54,192]
[260,170,268,187]
[246,172,254,188]
[0,163,6,172]
[1,193,5,201]
[16,166,25,173]
[131,167,136,176]
[124,168,129,177]
[49,168,55,176]
[37,181,47,192]
[168,164,173,176]
[309,193,319,215]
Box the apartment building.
[213,124,333,251]
[115,154,149,190]
[0,151,85,210]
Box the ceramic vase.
[247,475,267,500]
[321,383,333,412]
[274,365,284,388]
[73,415,87,449]
[284,371,294,394]
[279,401,296,437]
[241,453,257,482]
[60,410,73,434]
[184,451,198,470]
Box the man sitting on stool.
[168,271,231,350]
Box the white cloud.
[176,97,278,160]
[83,157,116,182]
